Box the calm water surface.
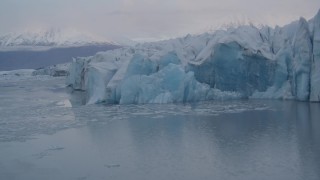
[0,76,319,180]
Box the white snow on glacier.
[67,10,320,104]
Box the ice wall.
[291,18,312,101]
[188,41,276,97]
[310,10,320,102]
[67,10,320,104]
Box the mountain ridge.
[0,28,117,48]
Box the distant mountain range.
[0,28,122,70]
[0,28,117,49]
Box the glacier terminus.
[66,11,320,105]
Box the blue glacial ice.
[67,10,320,104]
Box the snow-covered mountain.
[67,10,320,104]
[0,28,116,48]
[0,28,122,71]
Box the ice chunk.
[124,54,157,78]
[85,62,117,104]
[32,63,70,77]
[291,18,312,101]
[119,64,208,104]
[66,57,88,90]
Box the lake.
[0,75,319,180]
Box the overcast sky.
[0,0,319,41]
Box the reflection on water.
[0,100,319,180]
[0,77,320,180]
[77,100,320,180]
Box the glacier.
[67,10,320,104]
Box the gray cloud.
[0,0,319,41]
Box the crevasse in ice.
[67,10,320,104]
